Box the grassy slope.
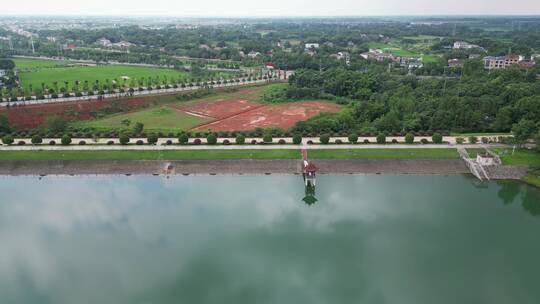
[468,148,540,167]
[72,106,210,132]
[0,148,459,161]
[18,65,190,91]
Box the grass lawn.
[0,149,301,160]
[451,132,511,136]
[468,148,540,167]
[0,148,461,161]
[72,106,209,133]
[422,55,440,63]
[309,148,459,159]
[18,64,190,92]
[366,41,421,58]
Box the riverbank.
[0,159,469,176]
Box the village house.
[448,59,464,67]
[361,49,395,62]
[113,41,135,49]
[483,54,534,70]
[247,51,261,59]
[63,43,76,50]
[330,52,351,65]
[97,38,112,47]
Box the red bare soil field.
[195,101,342,131]
[0,96,160,129]
[171,99,263,119]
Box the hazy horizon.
[2,0,540,17]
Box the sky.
[2,0,540,16]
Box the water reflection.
[496,180,540,216]
[0,175,539,304]
[302,183,318,206]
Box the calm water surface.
[0,175,539,304]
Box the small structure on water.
[303,160,319,186]
[476,152,496,166]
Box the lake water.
[0,175,539,304]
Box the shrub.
[292,134,302,145]
[206,133,218,145]
[405,133,414,144]
[335,139,343,144]
[469,136,478,144]
[165,140,172,145]
[31,135,42,145]
[178,133,189,145]
[2,135,14,145]
[251,139,257,144]
[456,137,465,144]
[363,139,370,144]
[348,133,359,144]
[319,134,330,144]
[79,140,86,145]
[376,133,386,144]
[391,139,398,143]
[61,134,72,145]
[119,134,130,145]
[107,141,114,145]
[263,134,273,144]
[223,139,231,145]
[481,137,489,144]
[193,138,202,145]
[235,134,246,144]
[420,138,429,144]
[307,140,314,145]
[136,140,144,145]
[278,139,286,144]
[147,133,158,145]
[18,141,26,145]
[432,132,443,144]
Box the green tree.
[235,134,246,145]
[432,132,443,144]
[119,134,130,145]
[320,134,330,144]
[405,133,414,144]
[46,115,67,133]
[178,133,189,144]
[2,134,14,145]
[147,133,158,145]
[376,133,386,144]
[133,122,144,134]
[263,134,273,143]
[31,135,42,145]
[512,119,537,147]
[206,133,218,145]
[292,134,302,145]
[535,131,540,153]
[61,134,72,145]
[348,133,358,144]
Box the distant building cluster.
[96,38,135,49]
[483,54,536,70]
[361,49,423,68]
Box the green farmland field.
[72,106,209,133]
[18,64,190,92]
[14,58,72,69]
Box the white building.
[476,152,496,166]
[305,43,320,50]
[453,41,481,50]
[97,38,112,47]
[247,51,261,59]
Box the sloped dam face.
[0,175,539,304]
